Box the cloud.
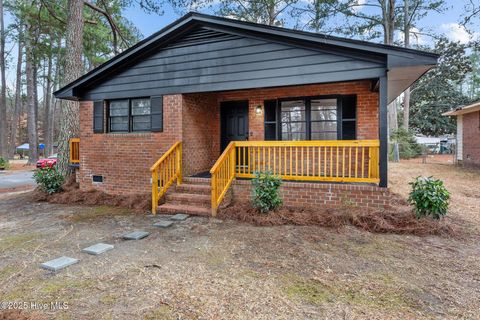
[440,23,476,44]
[351,0,366,13]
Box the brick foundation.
[232,180,391,209]
[462,111,480,167]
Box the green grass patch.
[0,233,42,252]
[144,305,175,320]
[68,205,131,222]
[281,272,419,312]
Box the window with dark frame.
[108,98,151,132]
[264,95,356,141]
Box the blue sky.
[122,0,476,45]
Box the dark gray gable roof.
[55,12,438,102]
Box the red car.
[36,154,58,168]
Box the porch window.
[108,98,151,132]
[264,95,356,140]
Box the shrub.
[390,128,422,160]
[34,167,65,194]
[408,176,450,219]
[251,171,283,213]
[0,157,8,170]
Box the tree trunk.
[57,0,84,175]
[25,33,38,164]
[0,0,7,158]
[44,49,53,156]
[403,0,411,129]
[9,29,23,158]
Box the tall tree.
[56,0,84,175]
[9,25,23,158]
[0,0,7,158]
[410,38,473,135]
[25,11,38,164]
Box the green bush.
[34,167,65,194]
[390,128,422,160]
[408,176,450,219]
[251,171,283,213]
[0,157,9,170]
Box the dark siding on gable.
[81,28,386,100]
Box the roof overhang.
[54,12,439,103]
[443,101,480,116]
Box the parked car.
[36,154,58,168]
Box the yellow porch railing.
[150,141,183,214]
[210,140,380,216]
[69,138,80,164]
[210,142,236,216]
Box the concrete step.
[176,183,210,195]
[157,203,210,217]
[166,192,210,207]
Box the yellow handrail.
[210,140,380,216]
[210,142,236,217]
[150,141,182,214]
[69,138,80,164]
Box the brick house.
[55,12,438,215]
[443,101,480,167]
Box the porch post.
[379,75,388,187]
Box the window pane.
[132,115,151,131]
[312,132,337,140]
[311,99,337,121]
[282,122,306,140]
[281,100,306,122]
[265,123,276,140]
[342,120,356,139]
[311,121,337,132]
[110,116,129,132]
[264,100,277,122]
[109,100,129,116]
[342,95,356,119]
[132,98,151,116]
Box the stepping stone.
[41,256,78,272]
[122,231,150,240]
[170,213,189,221]
[82,243,114,255]
[153,220,174,228]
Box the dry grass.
[0,161,479,319]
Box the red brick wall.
[463,111,480,167]
[182,94,220,175]
[78,96,182,194]
[78,80,379,195]
[232,180,391,209]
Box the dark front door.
[220,100,249,151]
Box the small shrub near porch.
[408,176,450,220]
[251,171,283,213]
[34,167,64,194]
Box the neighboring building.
[55,12,438,215]
[443,101,480,167]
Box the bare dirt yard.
[0,162,479,319]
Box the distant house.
[443,101,480,167]
[54,12,438,215]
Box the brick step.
[157,203,210,217]
[182,177,211,185]
[166,193,210,207]
[176,183,210,195]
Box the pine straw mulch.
[218,195,461,238]
[31,175,150,213]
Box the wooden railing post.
[211,174,217,217]
[151,169,158,214]
[177,142,183,185]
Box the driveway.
[0,170,36,190]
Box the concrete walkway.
[0,170,36,189]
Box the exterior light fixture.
[255,105,263,115]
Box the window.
[108,98,151,132]
[264,95,356,141]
